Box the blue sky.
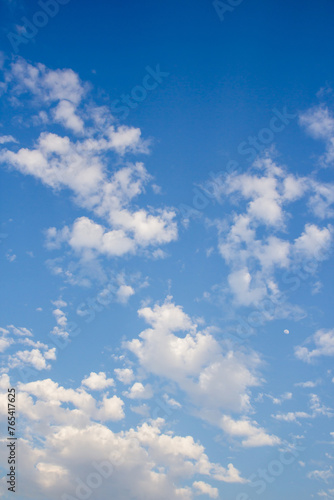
[0,0,334,499]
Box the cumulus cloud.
[220,415,281,447]
[294,224,332,260]
[97,395,125,421]
[82,371,115,391]
[126,299,271,437]
[116,284,135,304]
[0,377,246,499]
[193,481,218,498]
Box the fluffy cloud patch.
[9,347,56,371]
[0,377,246,499]
[127,299,263,420]
[3,58,87,120]
[193,481,219,498]
[295,329,334,363]
[0,58,178,265]
[294,224,332,260]
[82,372,115,391]
[220,415,280,447]
[97,395,125,421]
[114,368,135,385]
[202,156,334,307]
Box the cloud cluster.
[0,58,178,264]
[203,156,333,306]
[0,324,57,372]
[0,374,245,499]
[126,298,279,447]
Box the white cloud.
[5,57,86,105]
[6,250,16,262]
[116,284,135,304]
[0,373,10,389]
[0,376,246,499]
[124,382,153,400]
[114,368,135,385]
[163,393,182,409]
[294,381,319,388]
[9,347,56,370]
[0,135,17,144]
[202,156,334,308]
[18,378,95,412]
[0,58,178,264]
[271,411,311,423]
[227,267,267,307]
[0,324,58,374]
[51,303,69,338]
[107,125,149,155]
[300,106,334,140]
[272,393,332,422]
[308,182,334,219]
[127,299,263,423]
[82,372,115,391]
[266,391,292,405]
[317,489,334,498]
[97,395,124,421]
[7,324,33,336]
[294,224,332,260]
[63,216,135,256]
[220,415,280,447]
[300,106,334,165]
[193,481,218,498]
[52,298,67,308]
[0,335,13,352]
[309,393,332,417]
[295,329,334,363]
[52,99,84,134]
[308,467,334,483]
